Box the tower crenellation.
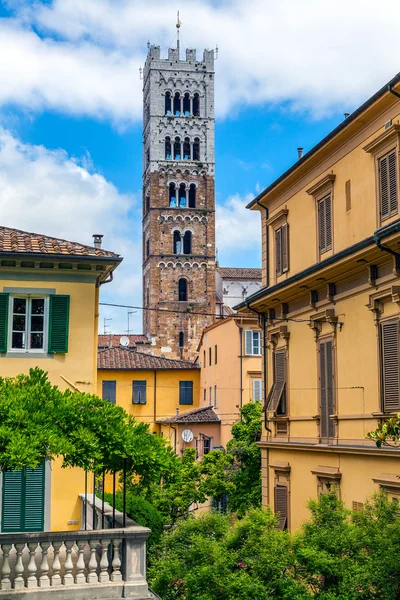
[142,41,216,361]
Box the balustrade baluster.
[0,544,12,590]
[75,540,86,584]
[110,538,122,582]
[14,543,25,590]
[99,539,110,583]
[27,542,38,588]
[51,541,62,587]
[63,541,75,586]
[39,541,50,588]
[87,540,99,584]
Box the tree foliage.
[368,415,400,448]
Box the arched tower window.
[183,137,191,160]
[165,136,172,159]
[183,231,192,254]
[189,184,196,208]
[179,331,184,348]
[165,92,172,115]
[179,183,187,207]
[183,93,191,116]
[193,93,200,116]
[173,231,181,254]
[173,92,181,116]
[169,182,177,207]
[178,278,188,301]
[193,137,200,161]
[174,137,181,160]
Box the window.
[146,238,150,258]
[274,485,288,531]
[209,346,212,366]
[169,182,177,207]
[179,331,184,348]
[183,137,191,160]
[379,149,398,220]
[203,435,212,455]
[145,195,150,213]
[318,194,332,254]
[252,379,262,402]
[275,223,289,276]
[173,92,181,116]
[203,349,206,367]
[173,231,181,254]
[132,380,147,404]
[193,137,200,161]
[178,278,187,301]
[165,137,172,160]
[188,184,196,208]
[203,387,206,403]
[244,330,261,355]
[2,462,45,532]
[2,293,70,354]
[183,231,191,254]
[183,93,191,116]
[266,351,286,413]
[193,93,200,116]
[215,344,217,365]
[319,338,335,440]
[174,137,181,160]
[380,320,400,412]
[209,386,212,405]
[165,91,172,115]
[345,179,351,211]
[179,183,187,207]
[102,380,116,404]
[214,385,217,408]
[179,381,193,405]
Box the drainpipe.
[256,199,269,288]
[388,84,400,100]
[153,370,157,423]
[246,301,272,434]
[170,424,177,453]
[374,234,400,270]
[239,326,243,420]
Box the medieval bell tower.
[142,39,216,361]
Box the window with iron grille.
[266,350,286,414]
[275,223,289,276]
[379,149,398,221]
[380,320,400,412]
[318,194,332,254]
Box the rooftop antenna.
[103,317,112,335]
[176,11,181,55]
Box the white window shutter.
[252,379,262,401]
[245,330,253,355]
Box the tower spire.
[176,11,181,56]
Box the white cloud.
[1,0,400,121]
[0,126,143,332]
[216,193,261,266]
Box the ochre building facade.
[237,74,400,531]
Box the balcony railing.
[0,494,151,599]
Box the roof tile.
[156,406,220,424]
[218,267,262,280]
[98,334,149,348]
[98,346,199,370]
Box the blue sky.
[0,0,399,333]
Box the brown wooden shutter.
[318,197,326,252]
[319,339,335,440]
[345,180,351,211]
[381,320,400,412]
[274,485,288,530]
[318,195,332,253]
[282,223,289,273]
[380,154,390,219]
[275,228,282,276]
[388,150,398,215]
[325,195,332,250]
[266,350,286,413]
[380,150,398,220]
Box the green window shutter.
[102,380,116,404]
[1,462,45,532]
[132,381,147,404]
[179,381,193,405]
[24,463,45,532]
[0,293,9,353]
[2,469,23,532]
[48,295,70,353]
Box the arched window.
[179,183,187,207]
[193,93,200,116]
[169,183,177,207]
[173,92,181,116]
[165,136,172,159]
[183,137,191,160]
[174,137,181,160]
[173,231,181,254]
[183,231,192,254]
[189,184,196,208]
[179,331,184,348]
[165,92,172,115]
[193,137,200,161]
[178,278,187,301]
[183,93,190,116]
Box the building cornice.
[257,440,400,458]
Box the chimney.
[297,147,304,160]
[92,234,103,249]
[176,408,180,416]
[344,112,350,119]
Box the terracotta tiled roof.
[217,267,262,280]
[98,334,149,348]
[0,226,120,259]
[98,347,199,370]
[156,406,220,424]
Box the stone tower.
[142,43,216,361]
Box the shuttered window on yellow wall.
[275,223,289,277]
[379,150,398,221]
[319,339,335,440]
[267,350,286,414]
[274,485,288,530]
[381,320,400,412]
[318,194,332,254]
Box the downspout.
[388,84,400,100]
[99,270,114,287]
[374,235,400,270]
[153,370,157,424]
[239,326,243,420]
[256,199,269,288]
[170,424,177,453]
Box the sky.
[0,0,400,334]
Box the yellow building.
[197,315,263,448]
[236,73,400,530]
[0,226,121,532]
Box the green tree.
[368,415,400,448]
